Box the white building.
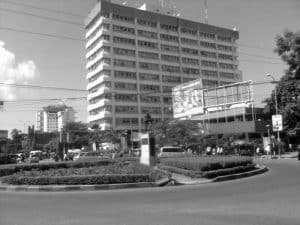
[35,108,75,133]
[85,0,242,131]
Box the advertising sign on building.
[272,115,283,131]
[172,79,204,118]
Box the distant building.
[35,107,75,133]
[85,0,242,131]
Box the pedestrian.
[256,146,260,156]
[266,144,271,159]
[206,146,211,155]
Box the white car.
[158,146,186,158]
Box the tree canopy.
[151,119,203,146]
[264,30,300,135]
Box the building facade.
[85,0,242,131]
[35,108,75,133]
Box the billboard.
[172,79,204,118]
[272,114,283,131]
[203,81,253,108]
[172,79,254,118]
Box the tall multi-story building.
[85,0,242,131]
[35,107,75,133]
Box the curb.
[212,165,268,182]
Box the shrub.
[0,159,113,177]
[160,156,252,172]
[1,174,151,185]
[158,165,202,178]
[202,164,256,179]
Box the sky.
[0,0,299,135]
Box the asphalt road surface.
[1,158,299,225]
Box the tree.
[264,30,300,135]
[43,104,68,113]
[64,122,89,148]
[151,119,203,147]
[10,129,23,151]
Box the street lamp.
[266,74,281,156]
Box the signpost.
[272,115,283,132]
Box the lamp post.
[267,74,281,156]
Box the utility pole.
[204,0,208,24]
[267,74,281,157]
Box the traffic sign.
[272,115,283,131]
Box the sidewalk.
[171,173,211,185]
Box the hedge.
[158,165,202,178]
[202,164,256,179]
[1,174,151,185]
[160,156,252,172]
[0,159,113,177]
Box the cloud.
[0,41,38,100]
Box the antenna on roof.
[204,0,208,24]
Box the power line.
[0,26,85,42]
[0,7,83,27]
[239,59,284,65]
[238,43,274,51]
[1,0,85,18]
[0,82,87,92]
[239,51,281,60]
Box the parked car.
[158,146,187,158]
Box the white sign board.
[140,133,150,166]
[272,115,283,131]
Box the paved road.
[1,158,299,225]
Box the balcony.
[86,50,111,69]
[87,75,111,90]
[86,63,111,80]
[88,111,112,122]
[86,28,110,49]
[88,99,111,112]
[87,87,111,100]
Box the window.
[161,54,180,63]
[113,47,135,57]
[200,50,217,58]
[140,84,160,91]
[141,95,161,103]
[219,63,234,69]
[116,118,138,126]
[219,72,235,79]
[139,62,159,70]
[138,40,158,49]
[115,94,137,102]
[202,70,218,77]
[181,38,198,46]
[88,69,111,82]
[114,71,136,80]
[220,81,234,86]
[161,65,181,73]
[89,106,112,115]
[201,60,217,68]
[182,57,199,65]
[163,97,172,104]
[139,73,160,81]
[161,44,179,53]
[181,27,197,36]
[164,107,173,114]
[141,107,161,114]
[138,51,159,60]
[183,78,196,83]
[218,53,233,61]
[182,67,200,75]
[113,36,135,46]
[112,14,134,23]
[202,79,218,87]
[113,25,135,35]
[114,82,137,90]
[89,81,111,93]
[160,34,179,42]
[87,58,111,72]
[181,47,198,55]
[199,32,215,40]
[162,86,173,93]
[114,59,136,68]
[89,94,112,104]
[137,19,157,28]
[87,46,111,62]
[217,44,233,52]
[115,106,138,114]
[138,30,158,39]
[217,35,232,42]
[200,41,216,49]
[160,23,178,32]
[162,75,181,83]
